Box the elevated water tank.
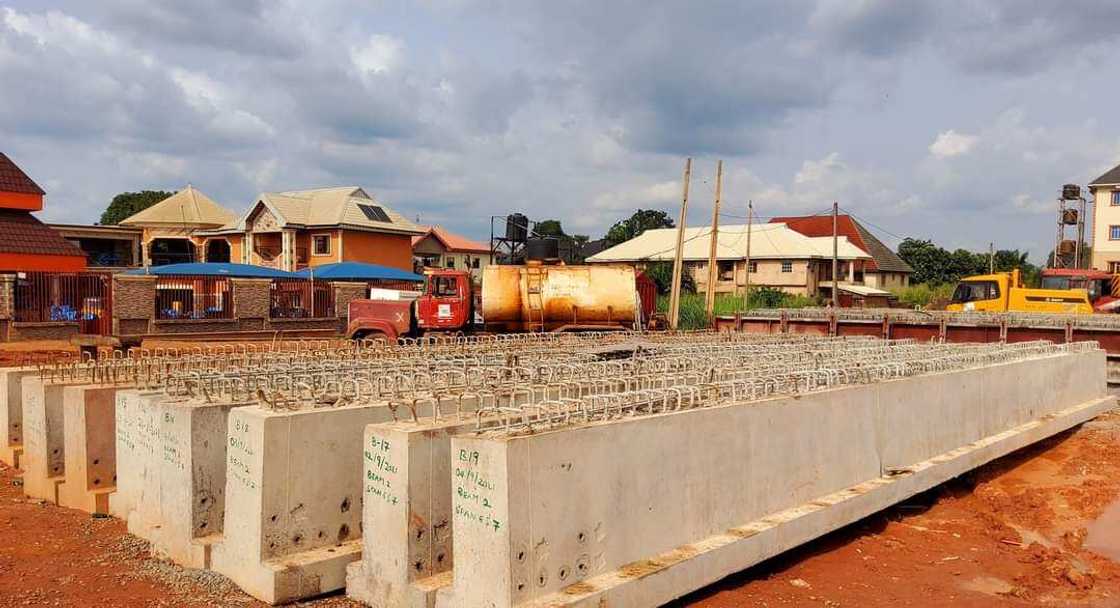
[505,214,529,242]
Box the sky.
[2,1,1119,261]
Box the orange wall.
[298,230,342,267]
[227,235,244,263]
[0,192,43,211]
[340,230,412,270]
[0,252,86,272]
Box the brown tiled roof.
[0,210,85,257]
[0,153,45,195]
[769,214,913,274]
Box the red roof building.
[0,153,86,271]
[770,214,912,289]
[411,225,492,278]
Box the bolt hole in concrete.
[1086,498,1120,561]
[318,530,325,539]
[270,514,278,522]
[338,523,350,542]
[340,496,351,513]
[93,478,100,486]
[92,459,99,465]
[517,583,525,591]
[559,567,569,581]
[516,551,525,562]
[200,497,207,505]
[292,534,303,545]
[112,475,116,482]
[199,522,207,530]
[52,449,59,455]
[414,560,424,572]
[577,532,586,543]
[437,553,445,563]
[416,528,424,540]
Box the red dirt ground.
[1,409,1118,607]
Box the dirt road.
[1,412,1119,607]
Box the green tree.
[897,238,1042,287]
[643,261,696,295]
[605,209,675,245]
[100,190,174,225]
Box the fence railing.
[270,279,335,319]
[13,271,112,335]
[155,276,234,321]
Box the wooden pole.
[831,201,839,308]
[704,160,723,315]
[742,200,753,310]
[669,158,691,330]
[989,242,994,273]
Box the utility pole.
[668,158,691,330]
[704,160,723,315]
[831,201,839,308]
[989,242,994,273]
[742,200,753,310]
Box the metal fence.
[13,271,113,335]
[155,276,233,321]
[270,279,335,319]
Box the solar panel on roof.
[357,204,390,223]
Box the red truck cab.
[347,269,474,341]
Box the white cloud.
[929,130,978,159]
[350,34,403,75]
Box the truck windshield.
[952,281,1000,303]
[428,276,459,297]
[1041,276,1070,290]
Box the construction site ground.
[0,342,1118,607]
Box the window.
[718,260,735,281]
[1111,226,1120,241]
[1112,191,1120,206]
[430,276,459,297]
[445,257,455,268]
[312,234,331,256]
[1111,262,1120,274]
[472,257,480,269]
[951,280,1000,303]
[748,261,758,273]
[357,203,391,222]
[781,261,793,273]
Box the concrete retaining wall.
[446,350,1109,608]
[57,385,119,513]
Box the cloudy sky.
[2,1,1119,260]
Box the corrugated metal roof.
[237,186,423,235]
[838,284,892,296]
[587,223,871,262]
[1090,163,1120,186]
[119,186,236,227]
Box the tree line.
[896,238,1042,287]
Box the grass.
[890,283,954,309]
[657,288,818,330]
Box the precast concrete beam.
[346,417,478,608]
[155,398,250,568]
[57,385,121,514]
[0,368,36,469]
[20,377,77,503]
[212,402,419,605]
[443,350,1109,608]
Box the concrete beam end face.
[215,404,391,604]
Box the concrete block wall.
[20,377,71,503]
[446,350,1109,608]
[113,275,156,336]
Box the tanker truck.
[345,262,658,341]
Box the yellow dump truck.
[946,269,1093,314]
